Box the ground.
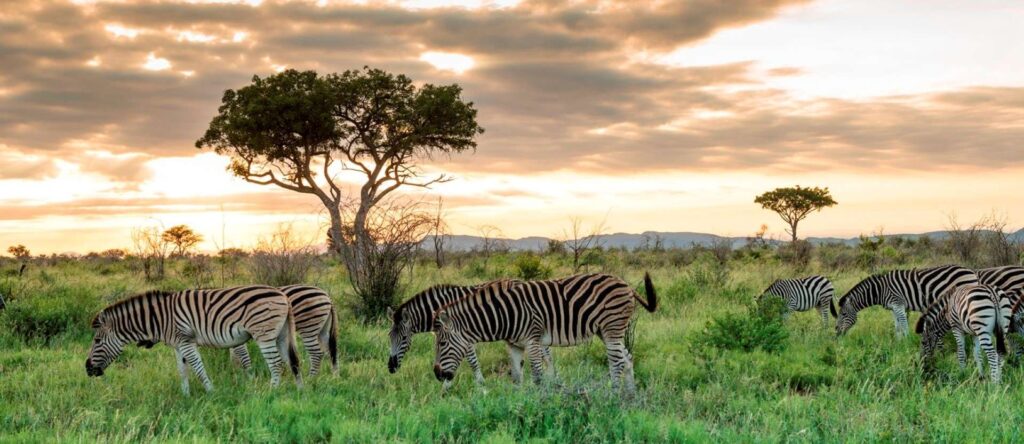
[2,254,1023,442]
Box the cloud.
[1,0,1021,191]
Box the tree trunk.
[790,222,798,242]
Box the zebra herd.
[762,265,1024,383]
[85,265,1024,395]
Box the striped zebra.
[833,264,979,337]
[978,265,1024,302]
[387,284,553,386]
[231,285,338,377]
[916,284,1009,383]
[86,286,301,395]
[758,276,835,326]
[432,273,657,394]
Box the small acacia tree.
[7,245,30,277]
[162,225,203,257]
[755,186,837,242]
[196,67,482,320]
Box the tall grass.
[2,251,1023,441]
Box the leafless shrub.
[474,225,509,272]
[182,254,214,287]
[563,216,607,272]
[131,225,170,281]
[709,237,734,265]
[340,199,436,321]
[249,224,319,287]
[946,213,983,266]
[946,212,1022,267]
[430,197,450,269]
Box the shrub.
[2,285,102,344]
[687,256,729,289]
[693,296,788,353]
[513,253,551,281]
[248,228,319,287]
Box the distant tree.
[7,245,30,260]
[132,226,170,281]
[7,245,30,276]
[755,186,837,242]
[196,67,482,320]
[161,225,203,257]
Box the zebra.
[978,265,1024,302]
[916,284,1009,383]
[758,276,835,326]
[833,264,979,337]
[230,285,338,377]
[387,284,553,386]
[86,286,301,395]
[432,273,657,394]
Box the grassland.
[3,251,1024,442]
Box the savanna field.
[3,242,1024,443]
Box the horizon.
[3,0,1024,254]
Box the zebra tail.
[636,272,658,313]
[914,315,926,334]
[286,311,301,378]
[328,306,339,369]
[829,299,837,318]
[996,324,1008,355]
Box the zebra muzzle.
[85,360,104,377]
[433,364,453,382]
[388,355,399,373]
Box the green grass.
[3,255,1024,442]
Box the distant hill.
[425,228,1024,252]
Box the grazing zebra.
[432,273,657,394]
[833,265,979,337]
[916,284,1009,383]
[759,276,835,326]
[978,266,1024,303]
[86,286,301,395]
[231,285,338,377]
[387,284,553,386]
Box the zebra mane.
[838,273,885,308]
[431,279,522,323]
[395,284,469,324]
[93,290,175,328]
[915,288,955,334]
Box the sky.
[1,0,1023,253]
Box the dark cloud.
[1,0,1020,187]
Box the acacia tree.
[196,68,483,319]
[162,225,203,257]
[755,186,837,242]
[7,244,30,277]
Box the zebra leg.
[466,347,485,386]
[525,341,547,384]
[952,330,967,369]
[818,304,830,328]
[178,342,214,392]
[175,347,190,395]
[978,333,1001,383]
[604,338,632,393]
[543,346,556,378]
[891,305,909,337]
[230,345,253,374]
[506,344,525,384]
[973,338,985,378]
[256,340,285,388]
[301,332,323,377]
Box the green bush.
[693,296,788,353]
[513,253,552,281]
[2,285,102,344]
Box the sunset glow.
[2,0,1023,253]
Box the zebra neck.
[112,292,175,342]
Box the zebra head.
[387,306,413,374]
[835,277,879,336]
[85,312,128,377]
[431,310,472,383]
[915,299,949,375]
